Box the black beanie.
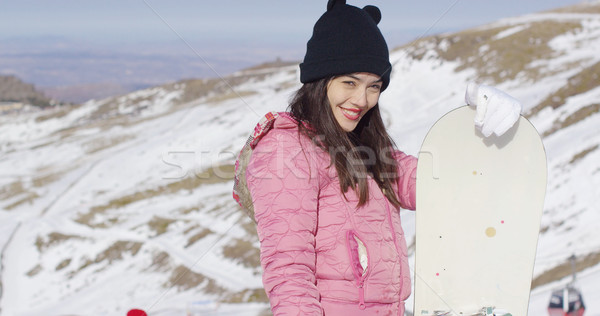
[300,0,392,91]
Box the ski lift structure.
[547,255,586,316]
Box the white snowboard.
[414,106,547,315]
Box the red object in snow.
[127,309,148,316]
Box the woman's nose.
[350,89,369,108]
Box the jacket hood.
[233,112,298,221]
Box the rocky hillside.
[0,75,52,108]
[1,2,600,315]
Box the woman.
[233,0,521,315]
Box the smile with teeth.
[339,106,362,120]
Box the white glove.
[465,82,522,137]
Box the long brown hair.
[288,76,401,208]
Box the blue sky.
[0,0,587,49]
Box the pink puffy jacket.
[235,112,417,316]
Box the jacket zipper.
[346,230,369,310]
[358,283,366,310]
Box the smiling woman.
[233,1,416,314]
[327,73,382,132]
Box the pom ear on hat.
[327,0,346,11]
[362,5,381,24]
[327,0,380,24]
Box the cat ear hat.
[299,0,392,91]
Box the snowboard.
[413,106,547,316]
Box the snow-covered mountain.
[1,2,599,315]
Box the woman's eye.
[370,84,382,91]
[343,81,356,86]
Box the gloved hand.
[465,82,522,137]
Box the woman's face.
[327,72,382,132]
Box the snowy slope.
[0,67,299,316]
[1,2,600,316]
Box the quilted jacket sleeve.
[393,150,417,210]
[245,130,322,315]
